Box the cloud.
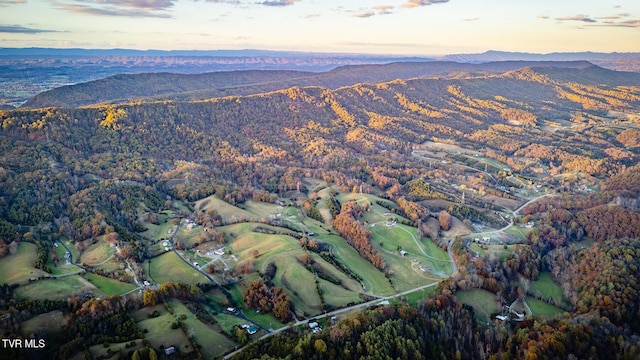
[463,17,479,22]
[537,14,549,20]
[596,13,629,20]
[402,0,449,9]
[259,0,299,6]
[353,11,375,18]
[0,25,57,33]
[374,5,394,15]
[593,19,640,28]
[0,0,26,5]
[555,14,597,23]
[53,0,173,18]
[52,0,174,17]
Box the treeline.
[332,201,385,270]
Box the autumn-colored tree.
[438,210,452,231]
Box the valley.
[0,59,639,359]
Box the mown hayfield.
[0,242,51,285]
[195,195,256,222]
[174,225,206,248]
[276,255,322,316]
[79,239,116,266]
[168,299,236,359]
[456,289,501,323]
[136,306,191,352]
[243,310,284,330]
[14,275,97,301]
[89,340,146,360]
[84,272,137,295]
[318,234,394,296]
[526,297,566,318]
[391,286,436,307]
[318,278,362,309]
[529,272,570,307]
[149,252,208,286]
[242,200,283,218]
[310,253,362,293]
[20,310,66,337]
[141,219,175,241]
[214,313,248,335]
[370,224,452,289]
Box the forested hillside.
[1,62,640,359]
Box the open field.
[195,195,256,222]
[242,200,283,219]
[370,224,452,290]
[141,219,175,241]
[418,140,481,156]
[168,299,236,359]
[243,310,285,330]
[529,272,570,308]
[20,310,67,337]
[149,252,208,286]
[47,243,81,276]
[0,242,50,284]
[391,286,436,307]
[526,297,566,318]
[79,239,116,266]
[84,272,138,295]
[88,340,146,360]
[136,305,192,353]
[456,289,501,323]
[174,224,206,248]
[215,313,249,335]
[318,278,363,309]
[317,234,394,296]
[14,275,96,301]
[278,257,322,316]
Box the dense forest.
[1,61,640,359]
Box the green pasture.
[503,225,532,242]
[149,252,208,286]
[318,278,362,309]
[242,200,283,219]
[84,272,137,295]
[243,310,285,330]
[391,286,436,307]
[456,289,501,323]
[277,257,323,316]
[310,253,362,293]
[0,242,50,284]
[47,243,80,276]
[88,340,146,360]
[174,225,206,248]
[526,297,566,318]
[318,234,394,296]
[136,305,191,352]
[370,224,452,290]
[141,220,175,241]
[214,313,249,335]
[529,272,570,308]
[14,275,97,301]
[20,310,66,337]
[315,187,334,223]
[195,195,256,222]
[168,299,236,359]
[79,239,116,266]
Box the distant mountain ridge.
[440,50,640,72]
[23,60,616,108]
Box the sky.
[0,0,639,55]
